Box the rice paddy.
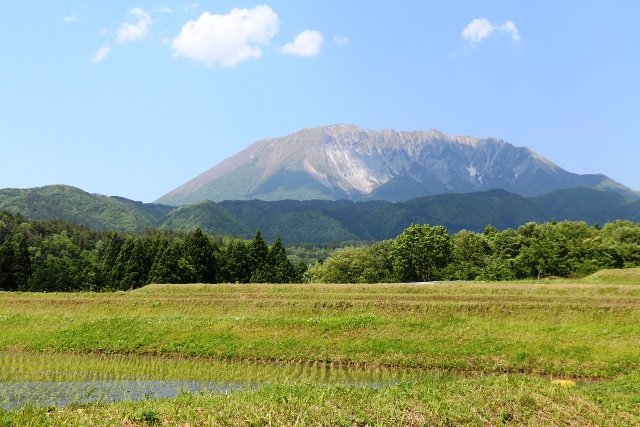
[1,272,639,425]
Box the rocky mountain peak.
[156,124,637,205]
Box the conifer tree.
[102,233,123,283]
[149,240,195,284]
[12,237,31,290]
[0,240,15,290]
[267,237,296,283]
[221,240,250,283]
[109,238,149,290]
[184,228,216,283]
[249,230,270,282]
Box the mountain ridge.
[0,185,173,232]
[156,124,638,205]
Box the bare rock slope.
[157,125,636,205]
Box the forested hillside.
[2,185,640,244]
[0,186,172,232]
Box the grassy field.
[1,269,640,425]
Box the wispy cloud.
[92,46,111,63]
[116,8,152,44]
[500,21,521,43]
[280,30,323,57]
[333,35,349,46]
[452,17,521,57]
[171,5,279,67]
[63,14,77,24]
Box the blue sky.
[1,1,639,202]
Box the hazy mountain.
[156,124,638,205]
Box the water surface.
[0,352,423,409]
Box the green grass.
[579,267,640,284]
[1,374,638,426]
[1,278,640,424]
[1,281,639,377]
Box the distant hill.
[156,124,639,205]
[0,185,173,232]
[2,185,640,244]
[159,200,250,236]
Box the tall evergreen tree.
[249,230,270,282]
[221,240,250,283]
[143,234,170,266]
[184,228,216,283]
[0,240,15,290]
[267,237,296,283]
[149,240,196,284]
[12,237,32,290]
[101,233,124,283]
[109,238,149,290]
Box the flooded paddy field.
[0,352,426,410]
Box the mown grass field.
[1,269,639,425]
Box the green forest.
[1,210,639,291]
[0,211,303,291]
[3,185,640,245]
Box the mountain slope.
[159,200,250,236]
[0,185,173,232]
[156,124,638,205]
[403,189,545,232]
[2,185,640,244]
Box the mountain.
[214,191,539,242]
[2,185,640,244]
[0,185,173,232]
[160,188,640,243]
[156,124,638,205]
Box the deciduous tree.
[391,224,452,282]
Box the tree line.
[1,210,640,291]
[304,220,640,283]
[0,211,302,291]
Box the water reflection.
[0,354,422,410]
[1,380,250,410]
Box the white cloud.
[92,46,111,63]
[500,21,521,43]
[280,30,323,57]
[453,17,521,57]
[116,8,152,44]
[462,17,494,44]
[171,5,279,67]
[333,35,349,45]
[63,14,77,24]
[156,7,173,14]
